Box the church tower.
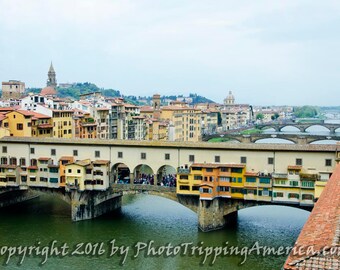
[47,62,57,88]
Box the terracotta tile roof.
[59,156,74,161]
[28,166,38,170]
[29,111,51,119]
[0,107,15,112]
[244,172,258,177]
[93,160,110,165]
[37,124,53,128]
[0,164,17,169]
[38,157,51,161]
[284,164,340,269]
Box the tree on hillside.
[256,113,264,121]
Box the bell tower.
[47,62,57,88]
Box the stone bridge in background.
[0,183,313,232]
[256,121,340,133]
[203,133,340,144]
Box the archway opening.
[280,126,301,133]
[305,125,330,134]
[112,163,130,184]
[133,164,154,185]
[310,139,338,145]
[157,165,176,187]
[255,138,295,144]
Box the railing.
[177,168,190,174]
[300,173,319,181]
[272,173,288,179]
[112,183,176,193]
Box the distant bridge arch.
[253,138,296,144]
[304,124,331,132]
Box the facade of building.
[1,80,25,100]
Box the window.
[192,186,200,191]
[1,157,7,165]
[49,167,58,173]
[219,177,230,182]
[290,181,299,187]
[73,150,78,156]
[165,153,170,160]
[215,156,220,163]
[274,192,284,198]
[77,169,81,173]
[288,193,299,199]
[240,156,247,164]
[30,159,37,166]
[259,178,270,184]
[206,168,213,172]
[30,147,35,154]
[268,157,274,165]
[179,175,188,180]
[118,152,123,158]
[296,158,302,166]
[9,157,17,165]
[51,149,56,156]
[4,122,8,128]
[325,159,332,167]
[17,123,23,130]
[302,194,313,201]
[231,168,243,173]
[301,181,314,188]
[194,175,202,180]
[68,169,72,173]
[246,177,256,183]
[237,177,242,183]
[95,151,100,158]
[20,158,26,166]
[179,185,190,190]
[49,178,58,183]
[141,153,146,160]
[2,146,7,153]
[189,155,195,162]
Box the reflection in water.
[0,194,309,270]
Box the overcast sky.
[0,0,339,106]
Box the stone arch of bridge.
[304,124,331,132]
[111,162,131,184]
[309,139,339,145]
[156,165,177,186]
[259,126,278,132]
[278,125,302,132]
[236,202,313,213]
[133,164,155,184]
[252,137,297,144]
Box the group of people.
[134,173,155,185]
[160,174,176,187]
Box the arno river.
[0,121,338,270]
[0,194,309,270]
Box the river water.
[0,194,309,270]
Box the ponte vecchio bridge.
[0,137,338,231]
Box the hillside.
[25,83,215,105]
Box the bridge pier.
[198,198,238,232]
[70,189,122,221]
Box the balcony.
[177,168,190,174]
[300,173,319,181]
[272,173,288,179]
